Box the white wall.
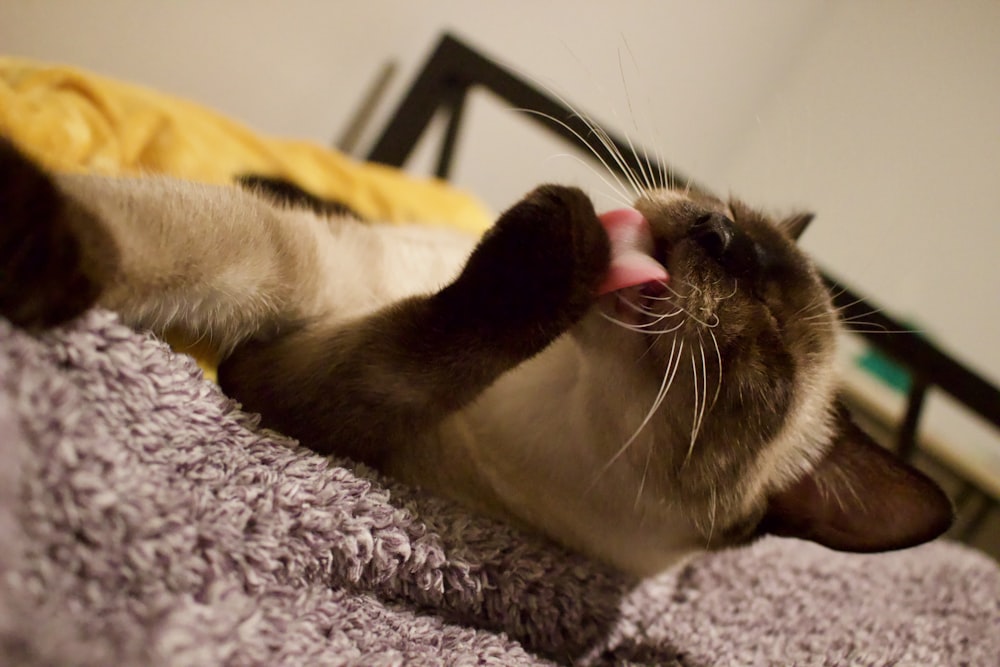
[718,1,1000,454]
[0,1,829,183]
[2,1,997,444]
[723,1,1000,373]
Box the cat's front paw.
[439,185,611,352]
[0,139,102,329]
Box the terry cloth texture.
[2,311,999,667]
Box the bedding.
[2,311,999,666]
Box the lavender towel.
[1,311,998,666]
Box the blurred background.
[2,0,998,553]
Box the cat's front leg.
[1,138,333,351]
[434,184,611,359]
[0,138,114,329]
[218,185,610,466]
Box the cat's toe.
[516,184,612,302]
[439,184,610,351]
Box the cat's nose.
[690,213,736,259]
[690,213,763,281]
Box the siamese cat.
[0,138,952,576]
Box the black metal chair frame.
[365,32,1000,532]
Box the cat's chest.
[310,219,478,320]
[421,337,707,576]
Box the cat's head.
[576,187,952,557]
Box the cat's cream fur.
[0,151,953,576]
[55,174,471,349]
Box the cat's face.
[574,187,846,548]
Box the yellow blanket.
[1,57,493,375]
[0,57,491,232]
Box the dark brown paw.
[437,185,610,353]
[0,139,102,329]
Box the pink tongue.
[597,208,668,295]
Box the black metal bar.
[824,277,1000,433]
[959,495,997,542]
[896,377,929,460]
[335,61,398,154]
[367,32,1000,439]
[367,38,460,167]
[435,87,467,180]
[953,481,980,513]
[369,34,692,191]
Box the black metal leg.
[435,89,467,180]
[896,378,928,460]
[959,494,997,543]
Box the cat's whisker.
[794,296,834,320]
[643,304,686,319]
[524,54,648,199]
[619,36,683,195]
[590,336,684,489]
[626,298,686,321]
[836,314,906,332]
[831,295,873,314]
[515,108,634,202]
[641,292,678,302]
[649,280,702,314]
[829,325,920,335]
[811,296,885,322]
[673,307,721,330]
[800,310,837,322]
[634,332,659,364]
[799,297,913,334]
[634,439,655,512]
[683,351,700,468]
[600,307,673,332]
[830,285,848,298]
[572,97,640,191]
[630,307,687,324]
[599,310,687,335]
[647,126,669,192]
[615,43,659,197]
[837,319,892,332]
[806,287,839,306]
[719,279,739,302]
[708,328,723,409]
[609,297,681,325]
[706,485,718,549]
[542,152,633,209]
[613,294,690,326]
[643,277,704,299]
[588,123,644,198]
[837,310,888,323]
[551,91,642,198]
[663,301,720,331]
[619,122,653,196]
[683,336,711,469]
[696,332,709,438]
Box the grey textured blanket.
[1,311,998,667]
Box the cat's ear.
[759,403,953,552]
[781,212,814,241]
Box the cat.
[0,138,952,576]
